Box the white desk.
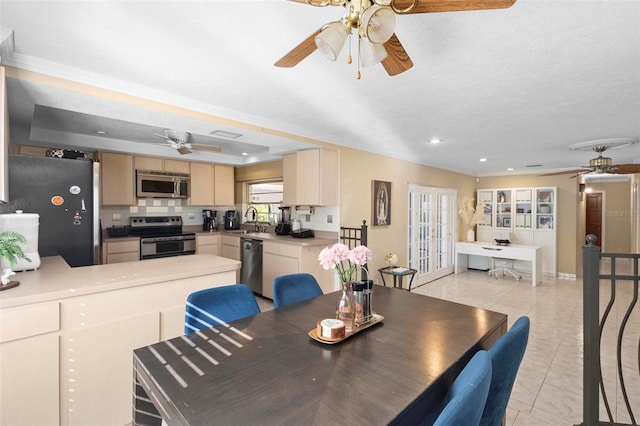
[455,241,542,286]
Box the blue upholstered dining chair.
[432,350,493,426]
[480,316,530,426]
[184,284,260,334]
[272,273,323,309]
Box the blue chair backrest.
[433,350,493,426]
[480,316,530,426]
[184,284,260,334]
[272,273,323,309]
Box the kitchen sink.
[227,230,251,234]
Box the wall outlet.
[188,213,195,219]
[327,215,333,224]
[112,213,121,221]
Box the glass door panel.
[515,189,533,230]
[408,184,455,286]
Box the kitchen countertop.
[0,254,240,309]
[103,226,338,247]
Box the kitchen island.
[0,254,240,426]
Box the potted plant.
[0,231,31,290]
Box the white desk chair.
[488,258,521,281]
[488,232,521,282]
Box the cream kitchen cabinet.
[262,241,301,299]
[214,164,235,205]
[0,255,239,426]
[134,156,190,174]
[190,162,215,206]
[56,271,236,426]
[197,233,220,255]
[60,311,158,426]
[262,241,333,299]
[134,155,163,171]
[0,302,60,426]
[220,235,241,281]
[283,148,338,206]
[102,238,140,264]
[190,162,235,206]
[99,152,135,205]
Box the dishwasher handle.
[242,239,263,250]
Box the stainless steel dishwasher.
[241,238,263,295]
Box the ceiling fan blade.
[610,164,640,174]
[275,28,322,68]
[191,144,222,153]
[538,169,592,177]
[381,34,414,76]
[400,0,516,14]
[154,133,171,141]
[177,147,192,155]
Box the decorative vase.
[466,228,475,242]
[336,282,355,333]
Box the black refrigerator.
[8,154,100,267]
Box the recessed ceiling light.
[212,130,242,139]
[242,152,248,156]
[507,167,514,171]
[429,138,441,145]
[479,158,488,162]
[96,130,107,135]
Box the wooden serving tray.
[0,281,20,291]
[308,314,384,344]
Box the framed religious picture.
[372,180,391,226]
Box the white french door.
[408,184,456,286]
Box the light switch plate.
[112,213,121,221]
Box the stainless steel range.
[129,216,196,260]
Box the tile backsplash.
[100,199,235,228]
[101,199,342,233]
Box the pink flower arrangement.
[318,243,372,284]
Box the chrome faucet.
[245,206,258,222]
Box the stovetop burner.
[129,216,184,237]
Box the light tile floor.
[256,268,639,426]
[411,268,639,426]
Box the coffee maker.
[202,210,217,232]
[224,210,240,230]
[275,206,292,235]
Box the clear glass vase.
[336,282,355,332]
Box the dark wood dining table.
[133,285,507,426]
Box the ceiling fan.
[154,129,222,155]
[274,0,517,78]
[540,138,640,178]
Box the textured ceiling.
[1,0,639,175]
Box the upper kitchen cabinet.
[190,162,215,206]
[99,152,135,205]
[214,165,234,206]
[283,148,338,206]
[189,162,235,206]
[134,156,190,174]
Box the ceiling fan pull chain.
[347,33,353,64]
[357,35,361,80]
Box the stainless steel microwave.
[136,170,189,198]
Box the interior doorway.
[407,184,456,286]
[585,192,603,249]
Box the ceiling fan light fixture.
[359,37,387,67]
[163,129,190,144]
[360,5,396,44]
[315,21,349,61]
[590,156,613,168]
